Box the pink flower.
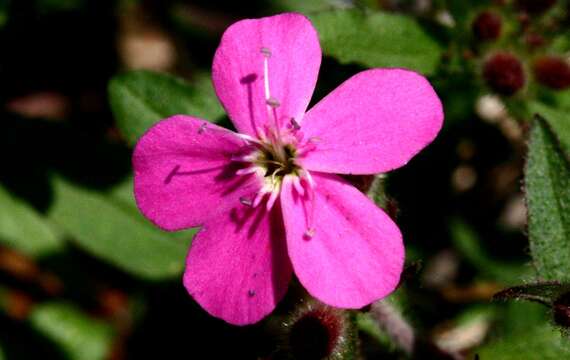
[133,13,443,325]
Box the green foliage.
[273,0,350,13]
[108,70,225,146]
[47,176,195,280]
[529,102,570,158]
[450,219,528,284]
[474,301,568,359]
[477,324,570,359]
[526,117,570,282]
[29,302,114,360]
[310,9,442,75]
[355,312,393,349]
[494,282,570,305]
[0,0,8,29]
[35,0,86,14]
[0,183,64,258]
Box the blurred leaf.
[274,0,353,13]
[310,9,442,75]
[526,117,570,282]
[477,323,570,359]
[499,301,549,335]
[551,88,570,109]
[104,175,194,245]
[356,288,410,353]
[550,33,570,53]
[355,312,394,350]
[0,0,8,29]
[108,70,225,146]
[29,302,113,360]
[443,0,491,27]
[450,219,528,284]
[35,0,86,14]
[104,175,140,213]
[47,177,195,280]
[0,183,64,257]
[529,102,570,158]
[494,282,570,305]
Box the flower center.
[258,143,299,181]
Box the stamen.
[304,170,315,189]
[258,159,283,167]
[266,97,280,108]
[236,133,263,145]
[292,176,305,196]
[301,172,316,238]
[266,190,279,211]
[252,191,266,208]
[236,167,258,176]
[271,168,284,185]
[239,197,253,207]
[304,228,316,239]
[231,154,256,162]
[261,47,271,100]
[255,126,268,141]
[260,46,282,133]
[261,47,271,58]
[290,118,301,130]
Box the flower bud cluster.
[471,1,570,95]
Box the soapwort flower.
[133,13,443,325]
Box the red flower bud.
[483,53,525,96]
[516,0,556,14]
[287,302,351,360]
[525,33,546,49]
[472,11,502,41]
[533,56,570,90]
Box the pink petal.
[133,115,261,231]
[212,13,321,136]
[184,204,292,325]
[298,69,444,174]
[280,172,404,308]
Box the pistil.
[230,45,316,226]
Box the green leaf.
[526,117,570,282]
[499,301,549,335]
[355,312,394,350]
[0,183,64,258]
[550,88,570,110]
[477,323,570,359]
[494,282,570,305]
[29,302,114,360]
[0,0,8,29]
[47,177,195,280]
[310,9,442,75]
[273,0,353,13]
[35,0,86,14]
[108,70,225,146]
[529,102,570,158]
[450,219,528,284]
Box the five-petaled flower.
[133,13,443,325]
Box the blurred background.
[1,0,570,359]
